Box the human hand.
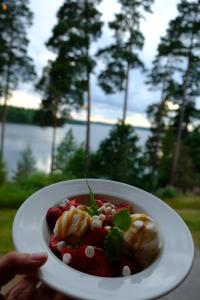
[0,252,73,300]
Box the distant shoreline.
[4,120,150,131]
[67,119,150,131]
[0,105,150,131]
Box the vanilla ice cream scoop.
[54,208,91,241]
[123,213,160,265]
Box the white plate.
[13,179,194,300]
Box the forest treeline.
[0,0,200,193]
[0,105,66,126]
[0,105,122,127]
[0,105,36,125]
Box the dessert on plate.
[46,185,160,277]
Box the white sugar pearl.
[111,209,116,215]
[92,215,99,221]
[105,207,111,214]
[104,203,112,207]
[122,265,131,276]
[57,241,66,251]
[85,246,95,258]
[134,220,144,229]
[70,205,76,210]
[63,253,72,265]
[98,207,104,213]
[105,226,111,231]
[91,220,102,229]
[99,214,106,221]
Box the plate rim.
[12,179,195,300]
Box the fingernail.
[31,252,48,261]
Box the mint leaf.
[86,179,98,216]
[104,227,123,262]
[113,209,131,231]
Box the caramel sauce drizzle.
[129,214,148,247]
[57,209,90,238]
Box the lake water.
[1,123,150,176]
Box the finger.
[0,252,47,287]
[5,276,37,300]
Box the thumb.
[5,276,37,300]
[0,252,47,287]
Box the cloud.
[9,90,41,109]
[71,105,150,128]
[91,0,179,116]
[12,0,179,124]
[141,0,178,66]
[126,113,151,128]
[28,0,63,75]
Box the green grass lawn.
[0,196,199,255]
[0,209,16,254]
[177,209,200,248]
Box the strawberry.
[60,246,80,269]
[46,207,63,231]
[78,245,114,277]
[103,214,113,226]
[116,203,133,213]
[96,199,103,207]
[118,254,141,276]
[49,235,60,257]
[81,227,108,249]
[64,199,79,211]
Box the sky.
[9,0,180,127]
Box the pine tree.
[186,127,200,186]
[15,145,36,179]
[153,0,200,185]
[0,154,6,184]
[146,48,176,178]
[36,57,83,173]
[54,129,77,172]
[96,122,144,186]
[0,1,35,157]
[145,102,169,187]
[97,0,154,123]
[46,0,103,175]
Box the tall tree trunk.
[122,42,132,124]
[0,69,10,157]
[169,16,196,186]
[50,111,57,173]
[151,81,167,174]
[0,30,14,158]
[170,60,190,185]
[122,61,130,124]
[85,70,91,176]
[84,0,91,176]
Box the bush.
[156,186,178,199]
[0,171,76,209]
[0,183,35,208]
[48,171,74,184]
[67,147,86,178]
[95,122,144,186]
[54,129,77,172]
[16,172,49,189]
[15,145,36,180]
[0,155,6,184]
